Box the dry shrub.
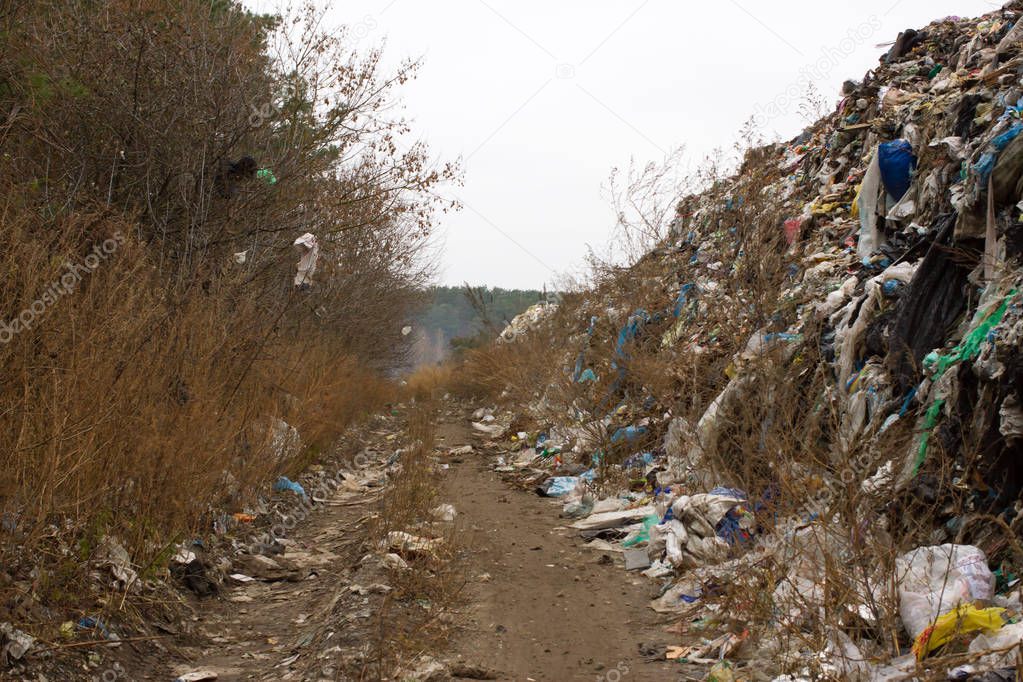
[403,364,455,403]
[362,400,465,679]
[0,200,398,610]
[453,296,584,402]
[0,0,453,623]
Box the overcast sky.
[249,0,997,289]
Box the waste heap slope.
[462,4,1023,679]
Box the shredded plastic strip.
[913,289,1018,474]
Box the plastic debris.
[273,476,307,499]
[0,622,34,663]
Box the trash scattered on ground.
[273,476,307,499]
[431,503,458,521]
[0,623,34,664]
[174,671,219,682]
[386,531,444,556]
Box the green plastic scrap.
[622,514,660,548]
[912,398,945,476]
[256,168,277,185]
[929,290,1017,380]
[914,290,1017,473]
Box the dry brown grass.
[0,200,400,614]
[0,0,451,631]
[359,400,466,680]
[404,364,456,403]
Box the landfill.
[8,3,1023,681]
[462,4,1023,679]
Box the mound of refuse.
[468,3,1023,679]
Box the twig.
[32,634,168,654]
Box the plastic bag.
[878,139,916,200]
[912,604,1006,659]
[896,544,995,639]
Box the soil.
[439,420,677,682]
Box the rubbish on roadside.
[877,139,916,200]
[570,506,657,531]
[172,545,197,565]
[174,672,219,682]
[448,8,1023,681]
[255,167,276,185]
[706,661,735,682]
[622,514,660,548]
[270,418,302,461]
[431,504,457,521]
[610,425,647,444]
[624,547,652,571]
[537,470,594,497]
[0,622,34,663]
[273,476,307,499]
[664,632,745,664]
[561,495,595,519]
[92,536,139,592]
[386,531,443,556]
[471,421,508,438]
[382,553,410,571]
[951,622,1023,676]
[499,302,558,342]
[350,583,392,595]
[911,604,1007,660]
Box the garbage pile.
[471,4,1023,679]
[499,301,558,343]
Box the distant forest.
[412,286,543,365]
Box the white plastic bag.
[292,232,319,287]
[895,544,994,639]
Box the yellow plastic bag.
[912,604,1007,660]
[850,183,863,219]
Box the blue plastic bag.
[877,140,916,200]
[273,476,306,499]
[973,153,998,184]
[672,283,694,317]
[611,425,648,444]
[992,123,1023,151]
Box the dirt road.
[148,411,675,682]
[440,420,674,682]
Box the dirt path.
[145,411,676,682]
[439,420,676,682]
[158,473,383,681]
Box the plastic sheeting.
[885,215,970,394]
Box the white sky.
[249,0,998,289]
